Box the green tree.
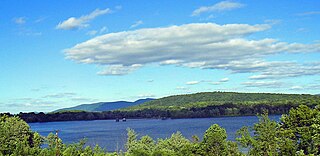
[237,113,280,156]
[0,115,43,155]
[155,132,194,156]
[280,105,320,155]
[200,124,241,156]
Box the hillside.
[55,98,154,112]
[15,92,320,123]
[123,92,320,111]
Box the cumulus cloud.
[130,20,143,28]
[56,8,111,30]
[64,23,320,76]
[186,81,200,85]
[192,1,244,16]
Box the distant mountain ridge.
[54,98,154,112]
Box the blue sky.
[1,0,320,113]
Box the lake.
[29,115,280,152]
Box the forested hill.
[54,98,154,112]
[9,92,320,123]
[122,92,320,111]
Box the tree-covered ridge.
[3,92,319,123]
[123,92,320,111]
[54,98,154,113]
[1,105,319,155]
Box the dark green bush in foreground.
[1,105,319,156]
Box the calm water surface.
[29,115,280,151]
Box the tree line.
[2,92,320,123]
[3,102,313,123]
[1,104,319,155]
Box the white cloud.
[130,20,143,28]
[220,77,229,82]
[100,26,108,33]
[115,5,122,10]
[183,62,206,68]
[249,62,320,79]
[176,86,189,90]
[13,17,26,24]
[56,8,111,30]
[192,1,244,16]
[97,64,142,75]
[6,98,56,108]
[65,23,320,76]
[70,97,97,103]
[290,86,303,90]
[297,28,308,32]
[87,30,98,36]
[264,19,282,25]
[307,84,320,90]
[17,28,42,36]
[160,60,184,65]
[242,81,283,88]
[202,15,215,21]
[290,84,320,91]
[211,77,229,85]
[43,92,77,98]
[87,26,108,36]
[296,11,320,16]
[186,81,200,85]
[136,93,156,98]
[34,17,47,23]
[211,82,221,85]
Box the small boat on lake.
[161,117,168,120]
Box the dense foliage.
[1,104,319,155]
[237,105,320,155]
[8,92,320,123]
[124,92,320,110]
[0,115,42,155]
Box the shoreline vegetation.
[2,92,320,123]
[1,104,319,155]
